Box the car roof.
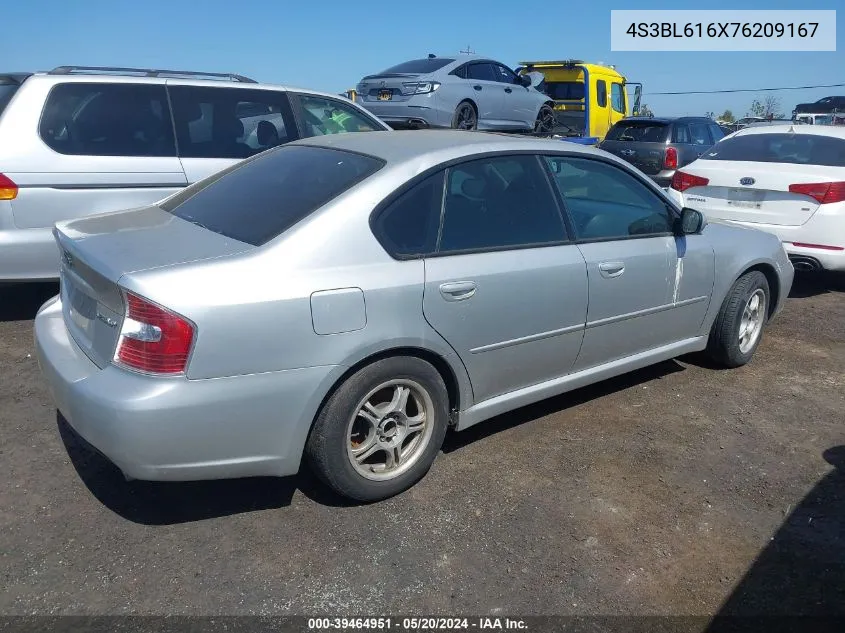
[18,70,355,102]
[291,130,608,164]
[731,124,845,138]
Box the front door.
[543,154,689,369]
[464,62,506,129]
[422,154,588,403]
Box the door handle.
[504,87,512,93]
[473,85,482,91]
[598,261,625,278]
[439,281,477,301]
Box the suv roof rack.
[48,66,257,83]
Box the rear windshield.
[701,132,845,167]
[0,83,21,114]
[378,58,454,74]
[540,81,585,101]
[160,145,384,246]
[605,120,670,142]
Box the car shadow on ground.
[59,361,687,524]
[57,414,353,525]
[0,282,59,322]
[705,445,845,630]
[788,271,845,299]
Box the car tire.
[305,356,450,502]
[451,101,478,130]
[706,270,770,368]
[534,104,556,136]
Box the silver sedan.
[35,131,794,501]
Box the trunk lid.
[599,120,671,175]
[55,205,252,367]
[357,73,422,104]
[677,161,837,226]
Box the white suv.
[0,66,389,281]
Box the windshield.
[605,120,670,142]
[701,133,845,167]
[0,83,21,115]
[540,81,585,101]
[378,58,454,74]
[161,145,384,246]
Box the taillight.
[671,171,709,192]
[664,146,678,170]
[114,292,194,375]
[0,173,18,200]
[788,181,845,204]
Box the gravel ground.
[0,275,843,619]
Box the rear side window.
[606,121,669,142]
[373,172,444,258]
[169,86,296,159]
[688,123,712,146]
[672,124,691,144]
[378,59,454,74]
[39,83,176,157]
[466,63,497,82]
[160,146,384,246]
[701,133,845,167]
[596,80,607,108]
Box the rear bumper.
[0,227,61,281]
[358,95,452,129]
[35,296,337,481]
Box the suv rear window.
[378,58,454,74]
[160,145,384,246]
[605,120,670,142]
[701,133,845,167]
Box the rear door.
[676,132,845,226]
[8,81,186,230]
[492,63,536,129]
[464,62,505,129]
[600,120,671,176]
[421,154,587,404]
[168,84,298,183]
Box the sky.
[2,0,842,119]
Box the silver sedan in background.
[35,131,793,501]
[355,54,555,133]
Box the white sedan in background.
[665,125,845,272]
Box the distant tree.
[747,96,784,119]
[719,109,735,123]
[638,103,654,117]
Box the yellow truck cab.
[516,60,641,145]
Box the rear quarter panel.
[698,221,793,335]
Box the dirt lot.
[1,275,843,619]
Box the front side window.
[438,155,566,253]
[610,83,625,114]
[294,95,380,138]
[373,173,444,258]
[672,124,691,144]
[493,64,519,84]
[39,83,175,157]
[160,146,383,246]
[169,86,296,159]
[596,80,607,108]
[544,156,673,240]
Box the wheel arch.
[737,262,781,319]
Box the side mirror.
[676,207,705,235]
[519,75,532,87]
